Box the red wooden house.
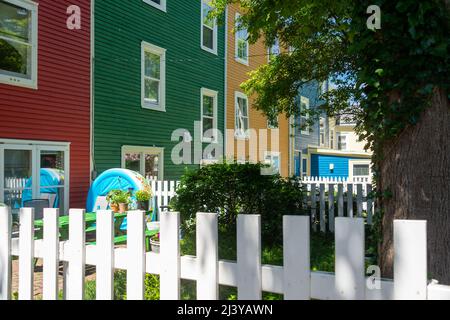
[0,0,91,214]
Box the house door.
[0,140,70,215]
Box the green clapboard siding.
[94,0,225,179]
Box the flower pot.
[150,239,160,253]
[137,201,149,211]
[110,203,119,213]
[119,203,128,213]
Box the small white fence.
[1,206,449,300]
[150,179,375,233]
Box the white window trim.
[0,0,38,89]
[200,88,218,143]
[348,159,371,180]
[319,116,326,146]
[300,96,310,135]
[121,145,164,180]
[338,133,348,151]
[200,0,217,55]
[234,13,249,65]
[234,91,249,140]
[142,0,166,12]
[141,41,166,112]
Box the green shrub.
[170,162,306,247]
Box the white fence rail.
[1,206,449,300]
[150,179,375,233]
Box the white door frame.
[0,139,70,214]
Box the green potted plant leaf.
[114,190,131,213]
[106,189,121,213]
[135,189,151,211]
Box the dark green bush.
[170,162,307,247]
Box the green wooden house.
[93,0,225,180]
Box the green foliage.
[135,189,151,202]
[170,162,306,247]
[106,190,131,205]
[212,0,450,165]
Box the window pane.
[353,164,370,176]
[3,149,32,215]
[150,0,161,4]
[0,1,31,42]
[202,2,214,28]
[238,98,248,116]
[40,151,65,212]
[203,117,213,133]
[0,38,31,77]
[145,154,159,180]
[237,39,247,60]
[203,95,214,117]
[203,26,214,49]
[145,51,160,79]
[125,153,141,172]
[144,78,159,104]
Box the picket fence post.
[127,210,146,300]
[335,217,365,299]
[18,207,34,300]
[96,210,115,300]
[237,214,262,300]
[160,211,181,300]
[66,209,86,300]
[43,208,59,300]
[196,212,219,300]
[283,215,310,300]
[0,206,11,300]
[394,220,427,300]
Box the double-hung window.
[201,0,217,54]
[235,92,249,139]
[338,133,348,151]
[201,88,218,143]
[235,13,248,65]
[300,96,310,135]
[319,117,326,146]
[143,0,166,12]
[142,42,166,111]
[0,0,38,89]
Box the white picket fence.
[1,206,449,300]
[150,179,374,233]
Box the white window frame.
[234,91,250,139]
[300,96,310,135]
[201,88,218,143]
[200,0,217,55]
[141,41,166,112]
[0,139,70,214]
[0,0,38,89]
[121,146,164,180]
[338,133,348,151]
[234,13,249,65]
[349,159,371,181]
[264,151,281,175]
[319,116,326,146]
[142,0,166,12]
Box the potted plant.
[106,189,121,213]
[150,233,160,253]
[135,189,151,211]
[106,190,131,213]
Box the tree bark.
[379,88,450,284]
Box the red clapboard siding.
[0,0,91,208]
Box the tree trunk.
[379,88,450,284]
